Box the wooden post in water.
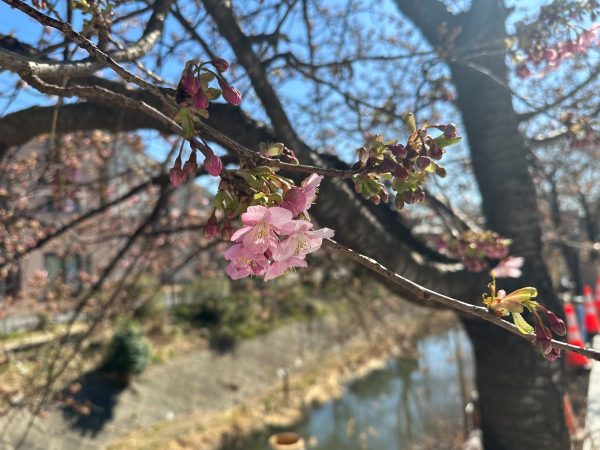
[268,432,305,450]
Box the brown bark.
[448,2,568,449]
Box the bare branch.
[324,238,600,361]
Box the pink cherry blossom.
[492,256,524,278]
[224,244,269,279]
[274,220,334,261]
[264,256,307,281]
[282,174,323,217]
[231,205,294,253]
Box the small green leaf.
[512,312,534,335]
[402,113,417,133]
[434,135,461,148]
[199,72,214,90]
[205,88,221,100]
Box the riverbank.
[109,300,458,450]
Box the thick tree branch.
[0,0,172,78]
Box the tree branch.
[0,0,172,78]
[324,238,600,361]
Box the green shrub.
[102,324,152,376]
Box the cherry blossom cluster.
[511,0,599,79]
[352,119,459,210]
[483,275,566,361]
[224,174,334,281]
[515,25,599,78]
[435,230,522,277]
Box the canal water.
[246,325,474,450]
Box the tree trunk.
[448,1,569,449]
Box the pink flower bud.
[204,153,223,177]
[211,58,229,73]
[389,144,406,158]
[417,156,431,170]
[183,151,198,177]
[546,311,566,336]
[180,67,200,96]
[192,89,209,110]
[169,156,187,187]
[443,123,457,139]
[534,322,553,356]
[204,213,218,239]
[218,78,242,105]
[394,166,409,180]
[221,219,233,240]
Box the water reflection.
[247,326,473,450]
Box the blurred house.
[0,133,211,303]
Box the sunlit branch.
[324,238,600,361]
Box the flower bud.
[380,190,389,203]
[435,165,447,177]
[221,219,233,240]
[545,347,561,361]
[218,78,242,105]
[546,311,566,336]
[204,212,218,239]
[371,195,381,205]
[443,123,457,139]
[193,89,209,110]
[403,191,416,204]
[358,147,369,166]
[183,151,198,177]
[534,322,553,356]
[281,147,300,164]
[388,144,406,158]
[180,66,200,96]
[394,196,405,210]
[394,165,409,180]
[169,156,187,187]
[204,153,223,177]
[211,58,229,73]
[428,141,443,160]
[417,156,431,170]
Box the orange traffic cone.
[564,302,589,368]
[583,285,600,336]
[595,276,600,321]
[563,393,578,437]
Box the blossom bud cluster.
[175,59,242,138]
[483,275,566,361]
[435,230,519,275]
[351,122,459,209]
[169,143,223,188]
[512,8,599,79]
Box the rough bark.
[447,2,568,449]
